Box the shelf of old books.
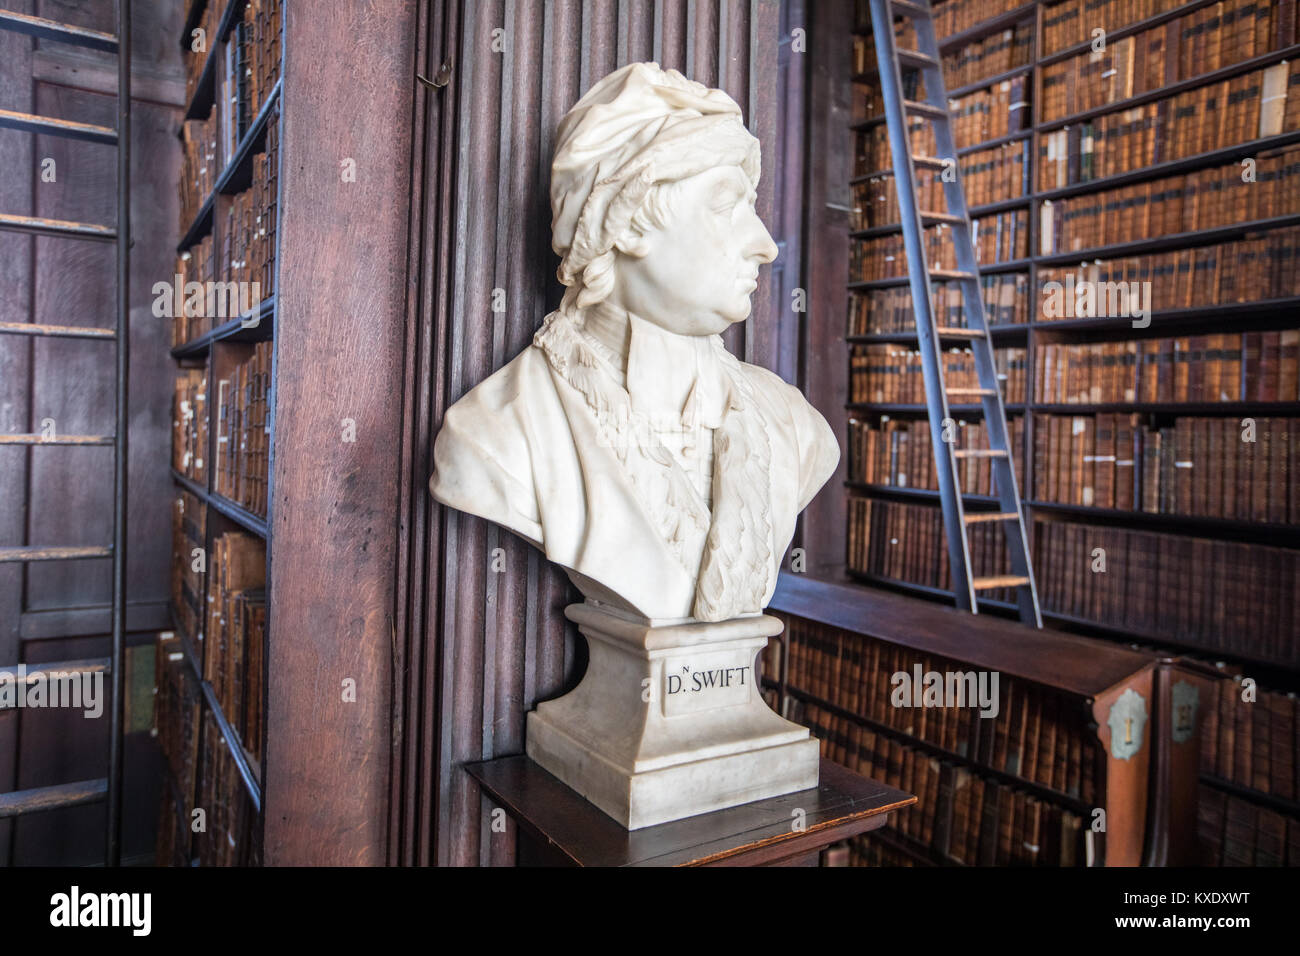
[162,0,282,867]
[763,575,1171,865]
[825,0,1300,866]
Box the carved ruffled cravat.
[584,307,727,503]
[534,306,772,621]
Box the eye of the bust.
[711,180,745,214]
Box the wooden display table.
[464,755,915,867]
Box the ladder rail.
[106,0,131,867]
[867,0,976,612]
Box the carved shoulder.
[428,352,546,548]
[739,363,840,510]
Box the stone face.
[427,62,838,828]
[525,603,820,829]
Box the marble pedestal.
[525,602,820,830]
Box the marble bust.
[429,62,838,829]
[429,62,838,624]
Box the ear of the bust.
[613,233,653,259]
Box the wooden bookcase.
[154,0,413,866]
[158,0,282,866]
[778,0,1300,866]
[767,575,1173,865]
[842,0,1299,657]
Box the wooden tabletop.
[464,755,916,867]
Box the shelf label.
[1172,680,1199,744]
[1107,687,1148,761]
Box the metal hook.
[417,61,453,90]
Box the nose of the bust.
[745,213,778,266]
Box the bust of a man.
[430,62,838,624]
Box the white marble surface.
[526,603,820,829]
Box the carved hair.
[561,179,681,312]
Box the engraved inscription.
[662,651,752,717]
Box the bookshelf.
[776,0,1300,867]
[765,575,1172,866]
[156,0,282,867]
[841,0,1300,652]
[155,0,411,867]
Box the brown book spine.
[1254,421,1273,523]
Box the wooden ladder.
[867,0,1041,626]
[0,3,132,864]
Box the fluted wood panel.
[394,0,783,866]
[799,0,853,579]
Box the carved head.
[549,62,778,336]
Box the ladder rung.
[0,778,108,819]
[964,511,1020,524]
[930,268,976,280]
[934,327,986,338]
[904,100,948,120]
[0,658,110,688]
[952,448,1008,459]
[889,0,931,18]
[0,108,117,145]
[946,387,996,397]
[0,10,118,52]
[972,575,1031,590]
[912,155,949,170]
[0,212,115,241]
[0,545,112,563]
[0,321,114,340]
[920,211,963,227]
[0,434,113,446]
[897,49,938,70]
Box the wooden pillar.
[263,0,416,866]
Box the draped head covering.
[549,62,762,287]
